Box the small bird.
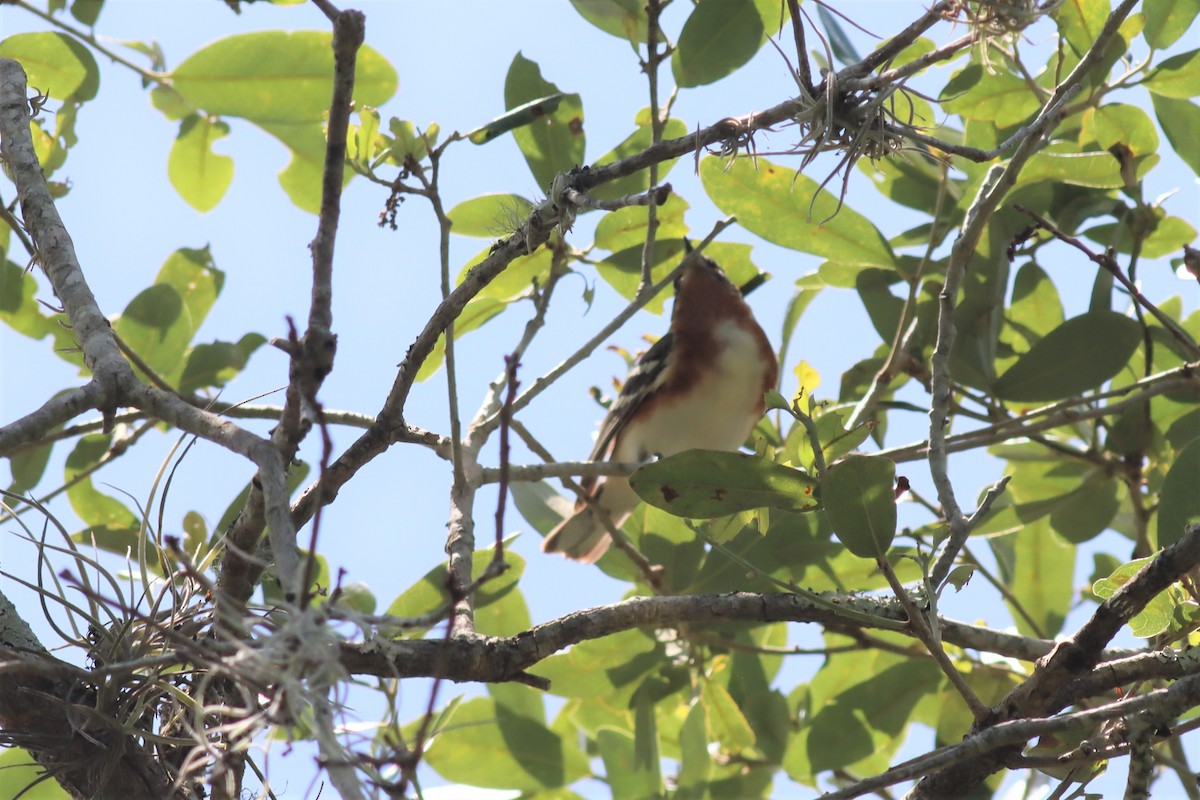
[541,244,779,562]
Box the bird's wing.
[583,332,674,478]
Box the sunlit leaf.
[1144,48,1200,99]
[941,64,1040,126]
[700,157,896,267]
[448,193,533,237]
[568,0,648,44]
[467,93,565,145]
[168,114,234,212]
[424,697,590,790]
[630,450,821,517]
[170,31,397,122]
[1151,95,1200,176]
[701,680,757,753]
[0,747,70,799]
[0,32,99,101]
[590,111,688,201]
[504,54,585,191]
[386,546,526,636]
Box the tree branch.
[337,590,1130,682]
[911,521,1200,797]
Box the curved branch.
[337,590,1121,682]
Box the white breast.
[616,319,769,461]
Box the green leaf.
[150,85,194,121]
[1144,48,1200,99]
[1093,557,1175,637]
[531,629,661,699]
[1019,151,1146,189]
[414,296,506,381]
[1144,0,1200,48]
[7,440,53,495]
[511,480,569,535]
[177,333,266,393]
[678,700,713,790]
[1083,215,1197,259]
[0,32,99,101]
[1083,104,1160,156]
[816,3,862,65]
[590,111,688,201]
[181,509,207,557]
[348,105,381,171]
[822,455,896,558]
[597,238,769,316]
[595,242,677,312]
[975,462,1114,541]
[701,680,757,753]
[597,727,662,798]
[466,93,565,144]
[168,32,396,211]
[788,405,874,474]
[383,118,437,164]
[170,31,397,123]
[385,548,526,636]
[629,450,821,518]
[1049,475,1120,544]
[992,310,1142,403]
[1165,407,1200,450]
[448,193,533,237]
[65,434,138,529]
[0,747,70,799]
[786,646,942,783]
[672,0,764,88]
[70,0,104,27]
[0,259,55,340]
[701,157,896,266]
[424,697,590,790]
[115,247,223,385]
[504,54,585,191]
[1151,95,1200,176]
[569,0,648,44]
[1053,0,1111,57]
[594,193,688,253]
[990,519,1075,637]
[255,120,332,213]
[1158,438,1200,547]
[1003,261,1064,358]
[941,64,1041,126]
[168,114,234,212]
[117,285,188,380]
[778,284,820,371]
[855,268,904,344]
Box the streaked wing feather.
[587,332,674,463]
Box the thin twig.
[1016,205,1200,359]
[493,356,520,560]
[877,556,989,721]
[639,0,666,291]
[786,0,815,97]
[508,419,662,588]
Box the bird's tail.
[540,507,612,563]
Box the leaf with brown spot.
[630,450,820,518]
